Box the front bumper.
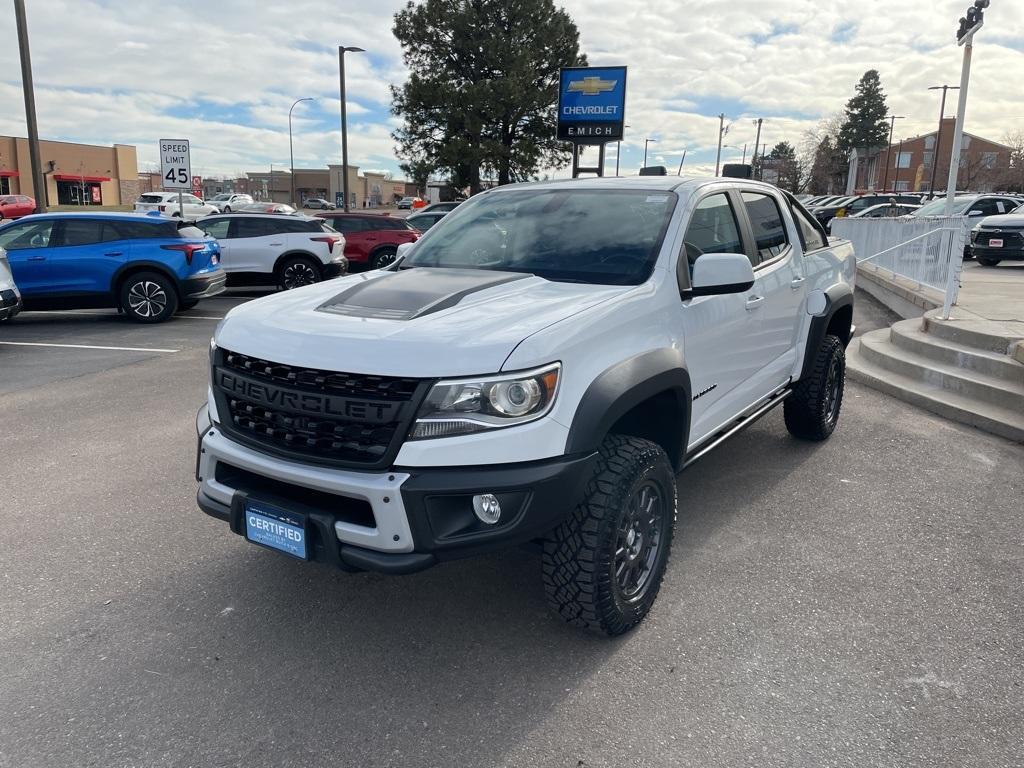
[0,287,21,320]
[969,244,1024,261]
[183,271,227,299]
[195,406,596,574]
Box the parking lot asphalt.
[1,290,1021,768]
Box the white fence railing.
[830,216,969,318]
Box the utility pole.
[946,0,989,215]
[927,84,959,195]
[14,0,46,212]
[643,138,656,168]
[752,118,763,180]
[714,113,727,176]
[881,115,906,191]
[676,149,687,176]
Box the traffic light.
[957,0,989,43]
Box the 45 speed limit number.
[160,139,191,188]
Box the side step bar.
[682,388,791,470]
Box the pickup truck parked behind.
[196,177,856,635]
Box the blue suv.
[0,212,225,323]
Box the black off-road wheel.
[543,435,677,636]
[976,256,1001,267]
[120,271,178,323]
[276,256,321,290]
[784,334,845,441]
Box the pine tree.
[391,0,587,193]
[837,70,889,155]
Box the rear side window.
[235,218,273,238]
[366,216,405,231]
[177,225,208,240]
[104,221,176,240]
[0,197,13,204]
[741,192,789,262]
[265,218,318,234]
[324,216,368,234]
[787,198,828,252]
[682,193,744,267]
[137,194,164,203]
[198,219,230,239]
[59,219,105,246]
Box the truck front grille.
[213,349,428,468]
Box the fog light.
[472,494,501,525]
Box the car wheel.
[276,256,321,290]
[784,334,845,441]
[976,256,1002,267]
[370,247,398,270]
[120,271,178,323]
[543,435,677,636]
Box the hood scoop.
[316,267,530,321]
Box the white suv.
[208,193,254,213]
[196,214,347,289]
[134,192,218,219]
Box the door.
[0,219,56,296]
[46,218,129,295]
[328,216,373,262]
[198,217,233,271]
[737,190,805,384]
[227,217,280,273]
[676,192,761,445]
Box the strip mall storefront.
[0,136,138,206]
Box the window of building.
[0,177,9,195]
[925,135,936,150]
[981,152,998,169]
[923,151,934,168]
[741,192,789,263]
[895,152,912,169]
[894,181,911,192]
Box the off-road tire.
[543,435,677,636]
[369,247,398,270]
[784,334,845,441]
[120,271,178,323]
[976,256,1001,267]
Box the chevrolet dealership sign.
[557,66,627,143]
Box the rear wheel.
[976,256,1001,267]
[276,256,321,290]
[369,247,398,270]
[543,435,676,636]
[784,334,845,441]
[120,271,178,323]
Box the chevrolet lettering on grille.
[217,370,399,423]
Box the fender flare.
[564,348,692,471]
[800,283,854,381]
[110,261,182,297]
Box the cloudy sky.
[0,0,1021,182]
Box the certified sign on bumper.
[244,499,307,559]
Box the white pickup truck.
[195,176,856,635]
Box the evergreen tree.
[763,141,802,192]
[837,70,889,155]
[391,0,587,193]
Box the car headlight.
[409,363,560,439]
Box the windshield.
[212,194,231,201]
[913,197,974,216]
[405,188,677,285]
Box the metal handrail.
[854,226,959,264]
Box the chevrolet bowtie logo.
[568,77,617,96]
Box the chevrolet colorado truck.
[195,176,856,635]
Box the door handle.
[745,295,765,311]
[104,251,123,257]
[27,255,46,261]
[269,242,283,246]
[790,276,806,290]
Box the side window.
[788,200,827,252]
[200,219,231,239]
[0,220,54,250]
[184,195,202,205]
[58,219,104,247]
[741,192,789,262]
[972,199,999,216]
[327,217,366,234]
[234,218,272,239]
[681,193,744,268]
[367,217,400,231]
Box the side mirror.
[396,241,415,262]
[968,209,983,216]
[689,252,755,297]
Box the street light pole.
[928,85,959,195]
[893,137,905,192]
[752,118,764,180]
[13,0,46,212]
[288,97,313,208]
[946,0,988,215]
[643,138,656,168]
[715,113,727,176]
[338,45,365,212]
[881,115,906,191]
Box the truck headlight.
[409,363,560,439]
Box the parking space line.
[0,341,179,353]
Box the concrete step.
[923,309,1024,356]
[847,338,1024,443]
[857,329,1024,413]
[889,319,1024,385]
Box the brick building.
[865,118,1013,193]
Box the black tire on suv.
[543,435,677,636]
[976,256,1001,267]
[784,334,845,441]
[370,247,398,270]
[120,271,179,323]
[276,256,321,290]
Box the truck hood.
[978,213,1024,228]
[215,267,633,377]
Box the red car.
[0,195,36,220]
[316,212,419,270]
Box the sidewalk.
[948,262,1024,363]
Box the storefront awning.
[0,170,19,177]
[52,174,111,182]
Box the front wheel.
[120,271,178,323]
[976,256,1001,267]
[543,435,677,636]
[369,247,398,270]
[784,334,845,441]
[276,256,321,290]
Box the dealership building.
[0,135,139,206]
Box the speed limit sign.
[159,139,191,189]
